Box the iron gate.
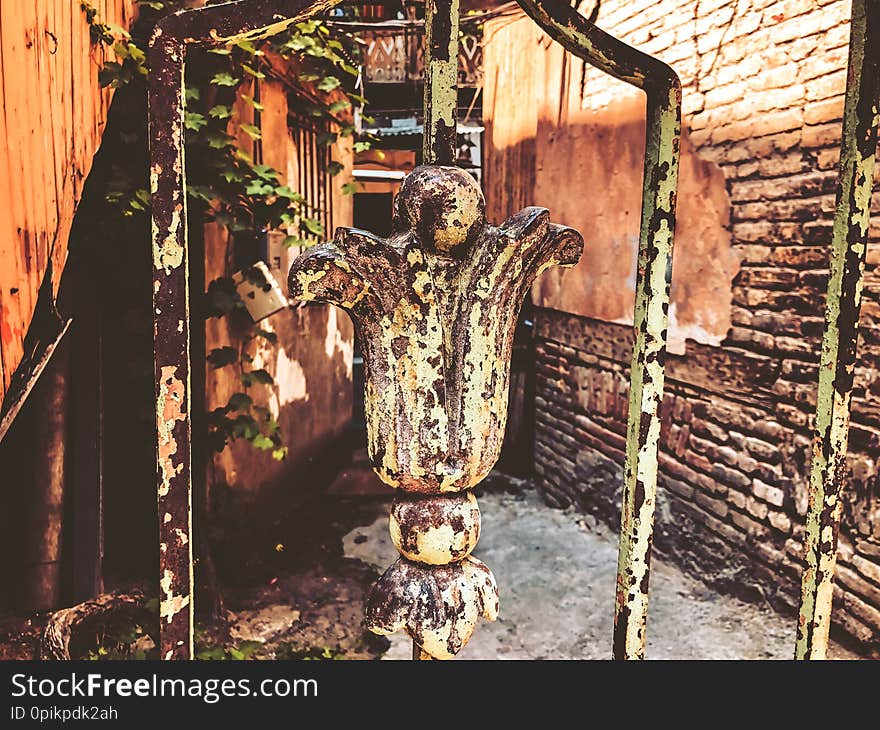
[148,0,880,660]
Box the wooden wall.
[0,0,134,397]
[204,78,355,525]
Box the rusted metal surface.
[422,0,460,165]
[148,0,342,660]
[514,0,681,660]
[795,0,880,661]
[288,164,583,657]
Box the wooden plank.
[0,0,134,405]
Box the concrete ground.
[342,479,859,660]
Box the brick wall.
[484,0,880,652]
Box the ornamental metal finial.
[288,165,583,658]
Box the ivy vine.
[82,0,368,461]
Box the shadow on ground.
[213,470,860,660]
[0,470,861,660]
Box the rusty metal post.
[514,0,681,660]
[289,166,583,658]
[148,0,342,660]
[795,0,880,661]
[422,0,459,165]
[408,0,460,660]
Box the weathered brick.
[727,489,748,510]
[712,463,752,490]
[804,97,844,126]
[664,478,696,500]
[526,0,877,654]
[768,510,792,534]
[805,69,847,102]
[851,553,880,587]
[731,509,765,536]
[753,477,786,507]
[744,435,781,463]
[746,496,769,520]
[802,122,842,149]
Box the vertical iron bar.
[795,0,880,661]
[422,0,460,165]
[147,0,343,660]
[613,85,680,660]
[512,0,681,660]
[149,31,195,661]
[414,0,460,661]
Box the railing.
[147,0,880,660]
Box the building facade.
[484,0,880,651]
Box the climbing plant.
[82,0,367,461]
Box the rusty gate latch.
[288,165,582,658]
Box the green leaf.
[251,434,274,450]
[328,100,350,114]
[353,141,371,153]
[211,72,240,87]
[326,161,344,176]
[317,76,341,92]
[295,20,319,34]
[252,164,278,179]
[206,277,240,312]
[208,347,238,368]
[241,64,266,79]
[301,218,324,236]
[241,94,265,111]
[231,415,259,440]
[275,186,303,202]
[97,63,123,88]
[272,447,288,461]
[208,104,231,119]
[240,123,262,140]
[245,180,274,195]
[341,182,359,196]
[235,39,260,55]
[184,112,207,131]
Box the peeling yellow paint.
[153,205,185,273]
[288,164,580,658]
[156,366,185,499]
[160,569,190,625]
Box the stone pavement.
[343,485,859,660]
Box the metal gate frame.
[148,0,879,660]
